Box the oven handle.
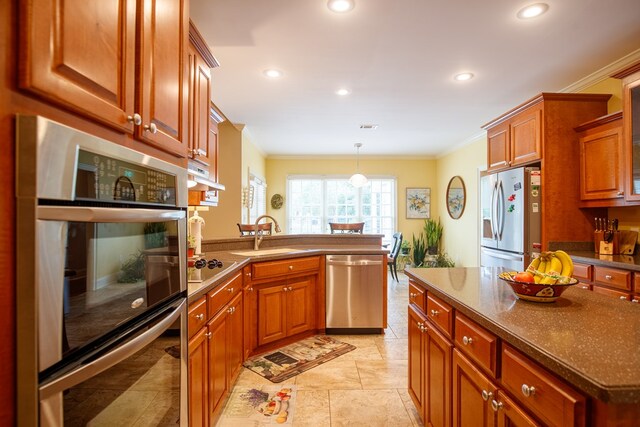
[37,206,185,222]
[39,299,185,400]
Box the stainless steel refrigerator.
[480,166,541,271]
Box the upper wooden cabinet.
[575,112,624,205]
[19,0,189,158]
[613,62,640,203]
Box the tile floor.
[218,271,423,427]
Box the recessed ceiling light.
[327,0,355,13]
[263,69,283,78]
[517,3,549,19]
[454,72,474,82]
[336,88,351,96]
[360,124,379,129]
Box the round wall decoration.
[271,194,284,209]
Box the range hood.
[187,162,225,192]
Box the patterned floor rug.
[243,335,356,383]
[217,385,296,426]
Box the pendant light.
[349,143,368,188]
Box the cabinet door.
[425,321,452,427]
[138,0,188,157]
[207,308,229,419]
[487,123,510,171]
[227,293,244,386]
[510,108,542,167]
[188,327,209,427]
[452,349,496,427]
[494,391,540,427]
[408,306,426,419]
[209,111,221,182]
[257,284,287,346]
[19,0,136,132]
[243,281,257,359]
[286,277,315,337]
[187,43,212,167]
[625,76,640,202]
[580,126,624,200]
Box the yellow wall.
[435,136,487,267]
[265,157,438,241]
[579,77,623,113]
[241,128,267,221]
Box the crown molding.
[560,48,640,93]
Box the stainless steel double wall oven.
[16,116,189,426]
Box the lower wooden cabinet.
[188,327,209,427]
[408,304,451,427]
[572,260,635,301]
[257,276,316,346]
[494,391,540,427]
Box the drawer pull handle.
[481,390,493,401]
[605,274,613,280]
[410,292,415,298]
[430,309,439,317]
[288,286,293,291]
[206,332,212,339]
[632,299,639,304]
[248,287,254,292]
[283,287,288,292]
[195,313,204,321]
[617,191,624,196]
[619,296,627,300]
[491,400,503,411]
[580,285,589,290]
[521,384,536,397]
[289,265,294,271]
[462,336,473,346]
[227,287,234,293]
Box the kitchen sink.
[231,247,306,256]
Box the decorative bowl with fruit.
[497,250,579,302]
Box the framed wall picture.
[406,187,430,219]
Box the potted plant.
[400,239,410,255]
[411,233,427,267]
[434,252,455,267]
[424,218,443,255]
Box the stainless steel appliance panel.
[325,255,384,330]
[480,247,526,271]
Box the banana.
[535,260,547,283]
[554,250,574,278]
[528,257,541,272]
[540,254,562,284]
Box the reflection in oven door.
[40,299,187,426]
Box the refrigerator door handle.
[490,180,498,239]
[497,180,505,240]
[481,247,524,261]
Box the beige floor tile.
[329,389,413,427]
[374,338,408,360]
[388,323,409,339]
[357,359,408,389]
[336,343,383,361]
[234,367,290,388]
[396,388,424,427]
[292,390,331,427]
[294,359,362,391]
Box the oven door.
[37,206,186,373]
[39,298,188,426]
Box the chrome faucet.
[254,214,281,250]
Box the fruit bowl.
[498,271,579,303]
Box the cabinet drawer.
[501,345,586,427]
[208,272,242,318]
[572,262,592,281]
[251,256,320,280]
[592,284,631,301]
[634,273,639,293]
[593,266,631,291]
[188,296,207,337]
[454,313,498,378]
[426,293,453,338]
[577,283,592,291]
[408,281,426,313]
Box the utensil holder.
[594,231,619,254]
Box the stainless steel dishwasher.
[325,254,384,333]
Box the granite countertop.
[567,251,640,272]
[404,266,640,404]
[187,245,388,300]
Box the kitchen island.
[405,266,640,427]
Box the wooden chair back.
[237,222,273,236]
[329,222,365,234]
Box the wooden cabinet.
[576,112,625,205]
[408,305,426,415]
[572,260,635,301]
[452,349,496,427]
[19,0,189,158]
[188,326,209,427]
[257,276,315,346]
[243,267,257,360]
[483,94,610,248]
[409,280,426,312]
[613,62,640,203]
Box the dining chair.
[329,222,365,234]
[387,232,403,281]
[237,222,273,236]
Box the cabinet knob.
[491,400,503,411]
[195,313,204,321]
[288,286,293,291]
[580,285,589,290]
[190,148,206,157]
[419,325,426,333]
[605,275,613,280]
[227,287,234,293]
[481,390,493,401]
[430,309,439,317]
[417,322,423,328]
[632,299,639,303]
[247,272,252,277]
[248,287,254,292]
[462,336,473,346]
[288,265,294,271]
[617,191,624,196]
[619,296,628,300]
[409,292,415,298]
[127,113,142,125]
[283,287,288,292]
[521,384,536,397]
[144,123,158,134]
[205,332,212,339]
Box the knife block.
[594,230,638,255]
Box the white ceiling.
[190,0,640,157]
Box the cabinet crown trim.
[574,111,623,132]
[189,20,219,68]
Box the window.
[287,176,396,241]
